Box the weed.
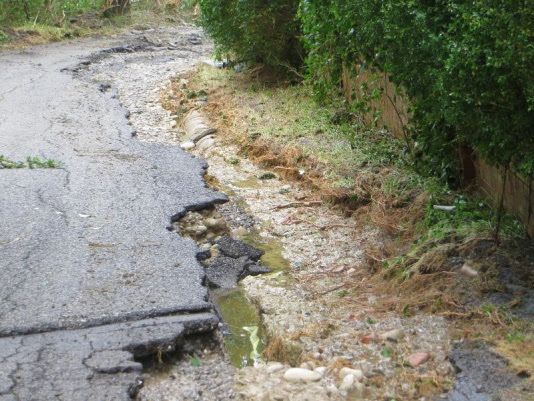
[0,155,63,169]
[190,355,201,366]
[380,348,392,358]
[480,303,495,315]
[506,332,525,342]
[258,172,276,180]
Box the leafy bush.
[197,0,302,68]
[300,0,534,180]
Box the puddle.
[213,227,292,367]
[211,288,264,368]
[442,341,527,401]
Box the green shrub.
[197,0,302,68]
[300,0,534,181]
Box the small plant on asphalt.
[0,155,63,169]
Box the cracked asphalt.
[0,27,226,400]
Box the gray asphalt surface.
[0,28,226,400]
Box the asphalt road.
[0,28,226,400]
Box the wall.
[475,159,534,238]
[341,67,409,140]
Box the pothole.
[172,203,290,368]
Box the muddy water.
[212,222,292,367]
[211,289,263,367]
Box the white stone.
[339,367,363,380]
[180,140,195,150]
[380,329,404,342]
[339,374,355,391]
[266,362,284,374]
[314,366,327,375]
[283,368,322,383]
[460,263,478,277]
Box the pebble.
[338,373,355,391]
[180,140,195,149]
[283,368,322,383]
[406,352,430,367]
[360,333,379,344]
[266,362,284,374]
[380,328,404,342]
[339,367,363,380]
[314,366,327,375]
[460,263,479,277]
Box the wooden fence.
[342,66,534,237]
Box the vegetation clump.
[196,0,302,69]
[0,155,63,169]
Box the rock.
[331,266,345,274]
[283,368,322,383]
[314,366,327,375]
[243,261,271,278]
[360,333,379,344]
[406,352,430,367]
[204,217,226,231]
[183,110,209,135]
[192,128,217,143]
[215,235,265,261]
[339,367,363,380]
[180,140,195,150]
[191,225,208,236]
[205,255,248,289]
[460,263,479,277]
[339,373,355,392]
[266,362,284,374]
[380,329,404,343]
[299,362,311,370]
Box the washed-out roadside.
[137,62,534,400]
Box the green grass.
[0,155,64,169]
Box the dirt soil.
[151,64,534,401]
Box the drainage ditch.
[172,202,291,368]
